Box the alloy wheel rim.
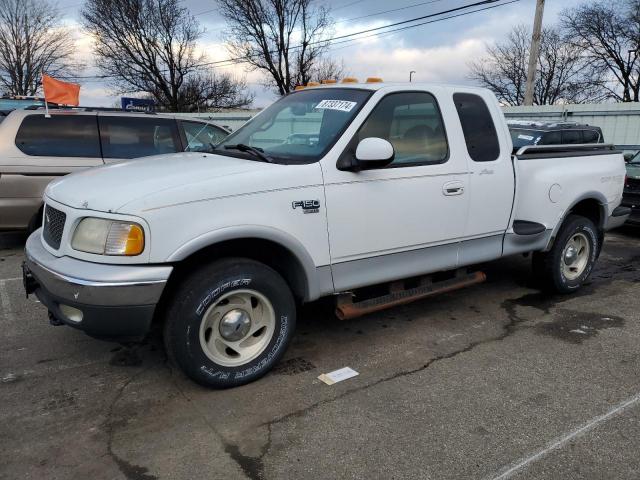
[561,232,590,281]
[199,289,275,367]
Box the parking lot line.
[490,392,640,480]
[1,277,22,282]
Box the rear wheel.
[532,214,598,293]
[164,258,296,388]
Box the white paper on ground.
[318,367,359,385]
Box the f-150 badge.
[292,200,320,214]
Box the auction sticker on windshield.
[315,100,357,112]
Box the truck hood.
[45,152,298,214]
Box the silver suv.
[0,109,229,231]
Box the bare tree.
[305,58,346,85]
[469,25,607,105]
[561,0,640,102]
[217,0,333,95]
[0,0,76,96]
[157,73,253,112]
[82,0,252,111]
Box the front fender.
[165,224,332,301]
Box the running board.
[335,270,486,320]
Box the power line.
[61,0,519,80]
[335,0,449,25]
[188,0,515,70]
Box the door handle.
[442,181,464,196]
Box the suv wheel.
[164,258,296,388]
[532,214,598,293]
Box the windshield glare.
[510,128,543,149]
[217,88,371,163]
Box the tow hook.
[21,262,37,298]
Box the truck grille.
[42,205,66,249]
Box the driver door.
[322,90,470,291]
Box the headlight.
[72,218,145,256]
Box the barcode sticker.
[315,100,357,112]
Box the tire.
[163,258,296,388]
[532,214,599,294]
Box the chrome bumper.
[24,230,172,339]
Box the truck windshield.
[216,88,372,164]
[510,128,543,150]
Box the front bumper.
[23,230,172,340]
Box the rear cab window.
[98,116,181,159]
[15,114,101,157]
[453,93,500,162]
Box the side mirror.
[336,137,395,172]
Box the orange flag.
[42,74,80,106]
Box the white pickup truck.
[23,81,629,387]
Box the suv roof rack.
[23,105,157,114]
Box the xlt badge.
[292,200,320,214]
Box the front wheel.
[532,214,599,293]
[164,258,296,388]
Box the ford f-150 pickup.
[22,81,630,388]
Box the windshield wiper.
[223,144,274,163]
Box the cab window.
[99,116,181,159]
[453,93,500,162]
[357,92,449,167]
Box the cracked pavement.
[1,228,640,479]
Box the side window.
[541,131,561,145]
[582,129,599,143]
[562,130,582,144]
[358,92,448,167]
[99,116,181,159]
[181,121,228,153]
[453,93,500,162]
[15,114,100,157]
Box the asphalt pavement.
[1,228,639,480]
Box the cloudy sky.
[55,0,583,108]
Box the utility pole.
[523,0,545,106]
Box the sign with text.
[121,97,155,113]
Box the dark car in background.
[507,120,604,154]
[623,151,640,225]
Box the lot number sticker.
[315,100,357,112]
